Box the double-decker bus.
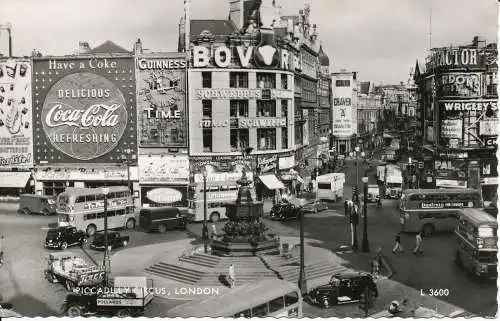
[56,186,135,236]
[187,171,254,222]
[454,208,497,279]
[399,188,483,236]
[167,279,302,318]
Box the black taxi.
[308,272,378,308]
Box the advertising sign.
[0,59,33,168]
[441,119,462,139]
[479,119,498,136]
[437,73,482,97]
[139,154,189,184]
[136,54,187,147]
[332,104,353,136]
[32,57,136,164]
[140,185,187,207]
[441,100,497,113]
[427,48,479,69]
[420,201,473,209]
[278,155,295,170]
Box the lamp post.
[298,198,307,295]
[119,148,136,194]
[202,167,208,254]
[361,174,370,252]
[408,157,412,189]
[101,187,110,285]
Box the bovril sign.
[146,188,183,204]
[192,45,301,71]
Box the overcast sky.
[1,0,497,83]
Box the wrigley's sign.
[442,100,497,112]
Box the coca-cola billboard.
[33,57,137,163]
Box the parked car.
[90,232,130,251]
[45,226,87,250]
[309,272,378,308]
[138,207,187,233]
[19,194,56,216]
[269,201,301,221]
[302,200,329,213]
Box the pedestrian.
[392,233,404,253]
[211,223,217,240]
[413,231,423,255]
[399,215,405,232]
[228,264,235,288]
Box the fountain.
[211,169,280,256]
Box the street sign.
[418,161,424,169]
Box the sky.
[0,0,497,84]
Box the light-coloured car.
[302,200,329,213]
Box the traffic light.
[352,186,358,196]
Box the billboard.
[0,59,33,168]
[436,73,482,97]
[136,55,187,147]
[332,104,353,136]
[138,154,189,184]
[140,185,188,208]
[32,57,136,164]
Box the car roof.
[333,271,371,279]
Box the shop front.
[32,55,138,197]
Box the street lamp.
[361,174,370,252]
[101,187,110,285]
[297,197,308,295]
[202,167,208,254]
[119,148,136,194]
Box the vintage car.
[90,232,130,251]
[269,201,301,221]
[309,272,378,308]
[302,200,329,213]
[45,226,87,250]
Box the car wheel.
[126,218,135,230]
[86,224,97,236]
[116,308,131,318]
[46,272,56,283]
[122,240,128,247]
[158,224,167,233]
[79,237,87,245]
[42,209,50,216]
[66,304,84,317]
[321,296,330,308]
[210,212,220,222]
[422,223,435,236]
[23,207,31,215]
[60,242,68,250]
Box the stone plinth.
[225,202,264,220]
[211,238,280,257]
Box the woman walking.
[392,233,404,254]
[413,231,424,255]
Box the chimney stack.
[78,42,91,54]
[134,38,142,54]
[229,0,244,30]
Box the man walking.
[392,233,404,254]
[413,232,423,255]
[228,264,235,288]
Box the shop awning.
[259,174,285,190]
[0,172,31,188]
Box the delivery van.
[139,207,187,233]
[19,194,57,216]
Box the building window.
[203,129,212,152]
[281,127,288,149]
[230,100,249,117]
[202,72,212,88]
[281,74,288,89]
[230,129,249,151]
[257,100,276,117]
[230,72,249,88]
[202,100,212,118]
[43,181,73,196]
[335,79,350,87]
[257,73,276,88]
[281,100,288,117]
[295,123,303,146]
[486,72,498,96]
[257,128,276,150]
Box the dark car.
[90,232,130,251]
[139,207,187,233]
[45,226,87,250]
[309,272,378,308]
[269,201,301,221]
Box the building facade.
[356,81,383,151]
[415,36,498,203]
[316,45,332,158]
